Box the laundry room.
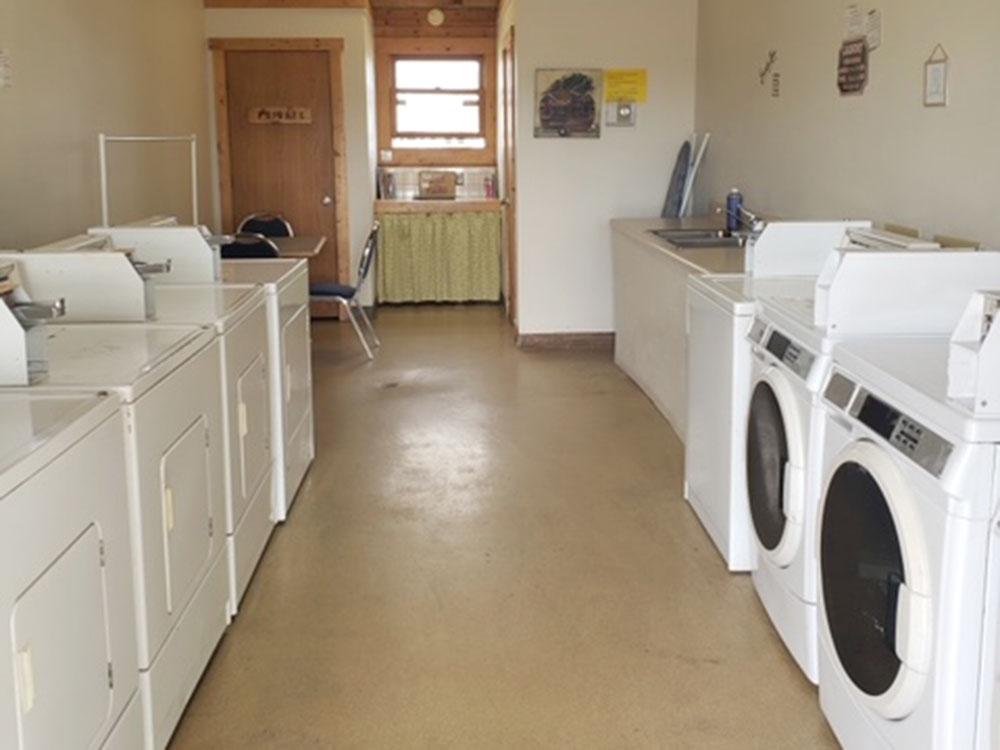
[0,0,999,748]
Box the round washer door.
[746,369,805,567]
[820,441,933,720]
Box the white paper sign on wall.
[0,50,12,90]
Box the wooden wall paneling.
[211,49,235,231]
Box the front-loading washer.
[816,328,1000,748]
[745,248,1000,684]
[0,313,230,750]
[0,391,142,750]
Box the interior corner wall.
[512,0,698,335]
[694,0,1000,246]
[0,0,212,248]
[204,8,378,292]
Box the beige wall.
[0,0,211,247]
[512,0,698,334]
[204,9,378,284]
[695,0,1000,246]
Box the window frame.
[390,55,486,141]
[376,37,497,167]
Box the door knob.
[322,195,333,206]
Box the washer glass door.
[821,460,905,696]
[746,381,790,551]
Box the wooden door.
[501,29,518,327]
[211,39,349,318]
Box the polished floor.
[170,305,837,749]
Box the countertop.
[611,217,745,275]
[375,199,502,214]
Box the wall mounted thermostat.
[605,101,637,127]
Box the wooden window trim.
[208,36,351,294]
[389,55,486,140]
[376,37,497,167]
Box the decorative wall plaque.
[838,38,868,96]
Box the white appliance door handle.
[238,401,249,439]
[782,462,803,523]
[285,363,292,404]
[17,647,35,714]
[164,486,175,533]
[894,582,932,674]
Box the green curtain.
[377,212,501,303]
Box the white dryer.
[686,221,867,571]
[746,248,1000,684]
[0,303,230,749]
[151,284,275,616]
[816,327,1000,748]
[221,259,315,520]
[0,391,143,749]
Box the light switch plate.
[605,101,636,127]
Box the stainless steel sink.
[650,228,744,248]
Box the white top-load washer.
[81,226,316,520]
[221,259,314,520]
[1,251,278,617]
[685,221,870,572]
[0,274,230,750]
[0,390,143,750]
[746,248,1000,684]
[814,289,1000,748]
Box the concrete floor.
[169,305,838,749]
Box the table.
[273,236,326,259]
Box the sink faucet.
[716,204,766,235]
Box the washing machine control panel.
[849,389,954,478]
[764,329,815,380]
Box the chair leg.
[353,299,381,348]
[339,298,374,360]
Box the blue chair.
[220,232,280,259]
[237,212,294,238]
[310,221,381,360]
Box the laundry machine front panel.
[160,416,214,616]
[11,525,110,749]
[235,350,271,524]
[281,305,312,446]
[128,339,225,666]
[747,381,791,552]
[0,404,137,750]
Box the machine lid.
[821,444,932,719]
[0,392,114,485]
[220,258,305,290]
[38,324,211,400]
[747,381,791,551]
[152,284,263,331]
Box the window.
[392,58,486,150]
[376,38,497,166]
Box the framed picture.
[534,69,603,138]
[924,45,949,107]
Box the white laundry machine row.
[0,284,230,749]
[745,248,1000,684]
[1,251,279,616]
[685,220,870,572]
[814,289,1000,748]
[0,390,143,750]
[81,225,316,519]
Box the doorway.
[209,38,350,316]
[500,27,518,328]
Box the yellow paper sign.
[604,69,648,103]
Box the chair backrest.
[237,213,294,238]
[221,233,281,259]
[357,221,380,286]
